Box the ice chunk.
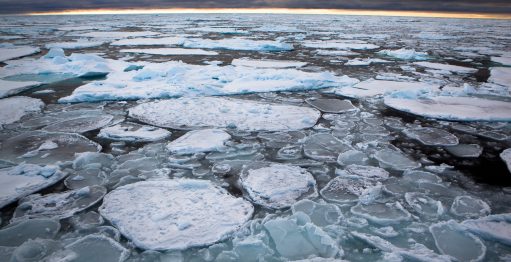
[110,36,184,46]
[451,196,491,218]
[9,239,61,262]
[182,38,293,51]
[403,127,459,146]
[120,48,218,55]
[99,179,253,250]
[414,62,477,74]
[303,40,379,50]
[72,152,114,170]
[0,79,41,98]
[320,176,380,204]
[66,234,129,262]
[291,199,343,227]
[0,164,65,209]
[13,185,107,220]
[384,96,511,122]
[337,150,369,166]
[488,67,511,89]
[232,58,306,68]
[167,129,230,154]
[46,39,106,49]
[0,46,40,62]
[0,131,101,164]
[430,220,486,262]
[42,115,114,133]
[304,134,352,162]
[78,31,160,39]
[189,26,248,34]
[445,144,483,158]
[0,218,60,246]
[344,165,389,180]
[64,168,107,189]
[240,163,317,209]
[374,149,421,171]
[404,192,444,217]
[334,79,438,98]
[351,202,411,225]
[263,212,340,259]
[305,98,357,113]
[462,213,511,246]
[378,48,429,60]
[501,149,511,173]
[345,58,390,66]
[0,96,44,125]
[129,97,320,132]
[98,122,171,142]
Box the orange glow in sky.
[26,8,511,19]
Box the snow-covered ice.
[462,214,511,246]
[182,38,293,51]
[0,79,41,98]
[129,97,321,131]
[451,195,491,218]
[414,62,478,74]
[46,39,105,49]
[99,179,253,250]
[306,98,357,113]
[334,79,438,98]
[430,220,486,262]
[231,58,306,68]
[110,36,184,46]
[167,129,230,154]
[0,45,40,62]
[98,122,171,142]
[374,149,421,171]
[42,115,114,133]
[0,96,44,125]
[120,48,218,55]
[403,127,459,146]
[378,48,429,60]
[488,67,511,89]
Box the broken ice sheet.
[167,129,230,154]
[98,122,171,142]
[305,98,357,113]
[0,218,60,246]
[429,220,486,262]
[0,45,40,62]
[320,176,380,204]
[0,96,44,125]
[374,149,421,171]
[42,114,114,133]
[377,48,429,60]
[402,127,459,146]
[231,58,306,68]
[182,38,294,51]
[0,79,41,98]
[303,133,352,162]
[120,48,218,56]
[334,79,439,99]
[350,201,412,225]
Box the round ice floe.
[344,165,389,180]
[403,127,459,146]
[445,144,483,158]
[66,234,129,262]
[240,163,317,209]
[337,150,369,166]
[11,239,61,262]
[13,186,107,220]
[291,199,343,227]
[384,96,511,122]
[305,98,357,113]
[501,149,511,173]
[129,97,320,132]
[0,96,44,125]
[430,220,486,262]
[42,115,114,133]
[350,202,411,225]
[304,133,352,162]
[99,180,253,250]
[374,149,420,171]
[404,192,444,217]
[0,131,101,164]
[462,214,511,246]
[0,218,60,246]
[167,129,231,154]
[98,122,171,142]
[64,168,108,189]
[320,176,380,204]
[450,196,491,218]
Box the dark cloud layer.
[0,0,510,14]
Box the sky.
[0,0,510,15]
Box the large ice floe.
[0,96,44,125]
[182,38,294,51]
[46,39,106,49]
[377,48,429,60]
[59,60,357,102]
[0,45,40,62]
[120,48,218,56]
[110,36,184,46]
[334,79,439,98]
[99,179,253,250]
[413,62,478,74]
[98,122,171,142]
[231,58,307,68]
[129,97,321,131]
[239,163,317,209]
[385,96,511,122]
[0,79,41,98]
[167,129,230,154]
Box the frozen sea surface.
[0,13,511,262]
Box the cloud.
[0,0,509,14]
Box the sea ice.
[429,220,486,262]
[129,97,321,131]
[402,127,459,146]
[336,150,369,166]
[187,27,248,34]
[351,202,411,225]
[120,48,218,55]
[99,180,253,250]
[305,98,357,113]
[342,165,390,180]
[0,79,41,98]
[320,176,380,204]
[0,218,60,246]
[46,39,106,49]
[462,213,511,246]
[334,79,438,98]
[98,122,171,142]
[0,45,40,62]
[78,31,160,39]
[263,212,340,259]
[0,164,66,209]
[501,149,511,173]
[445,144,483,158]
[65,234,129,262]
[0,131,101,164]
[378,48,429,60]
[231,58,306,68]
[374,149,421,171]
[42,115,114,133]
[182,38,293,51]
[303,40,379,50]
[303,134,352,162]
[451,196,491,218]
[404,192,444,217]
[414,62,477,74]
[13,186,107,220]
[488,67,511,89]
[167,129,230,154]
[384,96,511,122]
[345,58,390,66]
[239,163,317,209]
[64,168,108,190]
[0,96,44,125]
[110,36,184,46]
[291,199,343,227]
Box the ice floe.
[414,62,477,74]
[99,179,253,250]
[306,98,357,113]
[0,164,66,209]
[291,199,343,227]
[445,144,483,158]
[404,192,444,217]
[65,234,129,262]
[42,114,114,133]
[488,67,511,89]
[462,214,511,246]
[501,149,511,173]
[351,201,411,225]
[110,36,184,46]
[0,96,44,125]
[0,218,60,246]
[402,127,459,146]
[430,220,486,262]
[77,31,160,39]
[0,79,41,98]
[451,195,491,218]
[182,38,293,51]
[378,48,429,60]
[129,97,321,131]
[46,39,106,49]
[0,45,40,62]
[320,176,380,204]
[374,149,421,171]
[334,79,438,98]
[304,134,351,162]
[98,122,171,142]
[239,163,317,209]
[120,48,218,55]
[167,129,230,154]
[231,58,306,68]
[384,96,511,122]
[303,40,379,50]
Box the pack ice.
[99,179,253,250]
[129,97,321,131]
[0,45,40,62]
[167,129,230,154]
[0,96,44,125]
[182,38,293,51]
[334,79,439,98]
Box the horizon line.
[23,8,511,20]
